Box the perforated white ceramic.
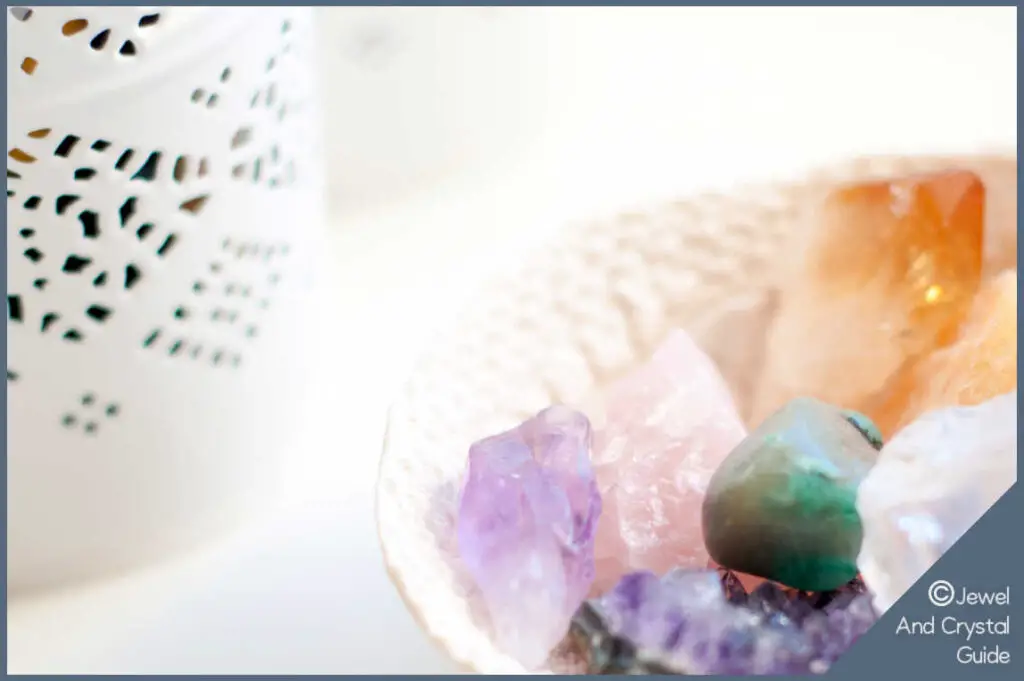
[7,7,325,593]
[377,153,1017,674]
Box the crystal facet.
[856,392,1017,614]
[456,406,602,667]
[572,569,878,675]
[703,397,881,591]
[870,269,1017,435]
[589,330,747,592]
[753,170,985,428]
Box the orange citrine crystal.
[871,269,1017,435]
[753,170,986,427]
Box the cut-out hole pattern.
[62,255,91,274]
[132,152,161,181]
[90,29,111,51]
[61,392,121,436]
[8,127,212,345]
[115,149,134,170]
[86,305,112,323]
[9,295,25,323]
[8,16,310,377]
[56,195,81,215]
[61,11,159,59]
[125,264,142,290]
[187,18,307,191]
[78,210,99,238]
[156,234,177,257]
[231,128,252,150]
[119,197,136,226]
[173,157,188,182]
[62,19,88,36]
[10,148,36,163]
[54,135,80,157]
[142,239,294,368]
[180,195,210,214]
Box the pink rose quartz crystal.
[589,330,748,592]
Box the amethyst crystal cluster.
[570,569,877,675]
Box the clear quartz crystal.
[856,392,1017,613]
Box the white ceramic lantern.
[7,7,325,593]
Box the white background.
[7,7,1017,674]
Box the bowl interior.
[377,153,1017,674]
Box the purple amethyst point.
[456,406,602,668]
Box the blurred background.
[7,6,1016,674]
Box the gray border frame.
[2,2,1021,6]
[4,3,1020,678]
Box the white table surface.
[7,7,1016,674]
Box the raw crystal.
[571,569,878,675]
[588,330,747,592]
[746,581,816,625]
[815,577,869,612]
[456,406,602,667]
[753,170,985,427]
[709,559,772,592]
[716,568,869,612]
[703,397,881,591]
[856,392,1017,614]
[869,269,1017,435]
[800,593,879,668]
[719,567,750,605]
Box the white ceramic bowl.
[377,153,1017,673]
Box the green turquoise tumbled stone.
[702,397,882,591]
